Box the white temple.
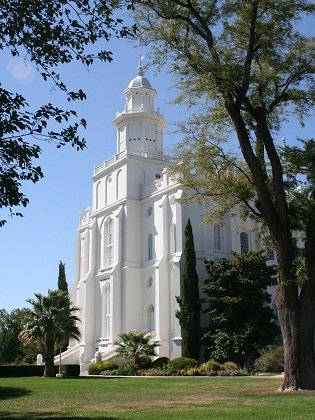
[61,66,264,371]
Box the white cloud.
[7,57,35,83]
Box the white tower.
[113,64,166,158]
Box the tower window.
[148,234,153,260]
[214,225,223,250]
[240,232,249,254]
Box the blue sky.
[1,18,314,312]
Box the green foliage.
[167,357,198,371]
[0,365,44,377]
[254,346,284,373]
[135,1,315,388]
[203,252,278,365]
[151,357,170,369]
[176,219,201,360]
[114,331,158,369]
[201,360,222,372]
[115,363,138,376]
[222,361,239,371]
[19,290,80,377]
[57,261,68,292]
[0,0,136,226]
[0,308,39,364]
[88,360,118,375]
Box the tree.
[176,218,201,360]
[58,261,68,293]
[134,0,315,390]
[203,252,278,365]
[0,0,136,226]
[19,290,80,377]
[0,308,39,364]
[114,331,158,368]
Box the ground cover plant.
[1,376,315,419]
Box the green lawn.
[1,376,315,419]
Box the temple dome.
[127,65,153,90]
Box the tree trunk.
[277,283,315,390]
[44,335,56,377]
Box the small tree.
[203,252,278,366]
[176,218,201,360]
[0,308,39,364]
[19,290,80,377]
[114,331,158,369]
[57,261,68,292]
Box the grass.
[1,376,315,419]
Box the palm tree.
[114,331,158,369]
[19,290,80,377]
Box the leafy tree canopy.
[0,307,39,364]
[203,252,278,365]
[133,0,315,390]
[0,0,136,226]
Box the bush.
[222,361,239,371]
[88,360,118,375]
[201,359,222,372]
[167,357,198,371]
[115,363,138,376]
[0,365,44,377]
[60,364,80,377]
[254,345,284,373]
[151,357,170,369]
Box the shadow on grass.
[0,413,119,419]
[0,386,31,400]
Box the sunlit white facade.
[61,67,263,371]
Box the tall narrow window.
[148,234,153,260]
[104,282,110,338]
[266,236,275,260]
[170,224,176,254]
[105,218,113,266]
[214,225,223,250]
[240,232,249,254]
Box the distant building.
[61,66,269,371]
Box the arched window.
[214,225,223,250]
[105,218,113,267]
[144,304,155,332]
[148,234,153,260]
[266,236,275,260]
[170,224,176,254]
[240,232,249,254]
[104,282,110,338]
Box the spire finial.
[137,55,144,76]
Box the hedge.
[0,364,80,377]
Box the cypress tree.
[58,261,68,292]
[176,218,201,360]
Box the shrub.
[167,357,198,371]
[88,360,118,375]
[186,367,200,376]
[60,365,80,377]
[222,361,239,371]
[0,365,44,377]
[151,357,170,369]
[115,363,138,376]
[254,345,284,373]
[201,359,222,372]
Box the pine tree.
[176,218,201,360]
[58,261,68,292]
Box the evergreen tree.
[203,252,278,366]
[58,261,68,292]
[176,218,201,360]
